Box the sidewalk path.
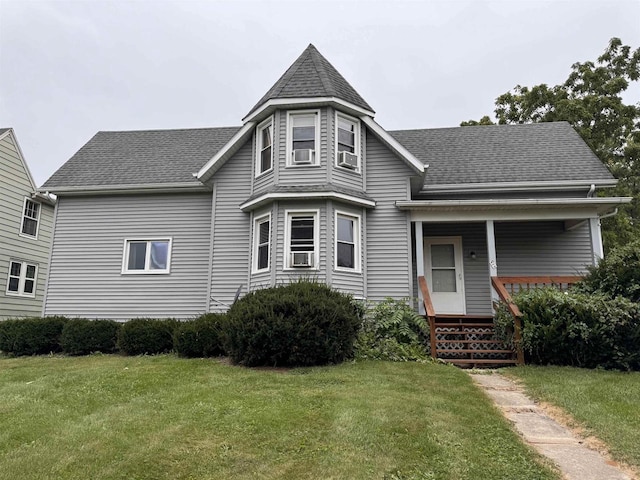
[470,372,632,480]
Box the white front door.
[424,236,466,315]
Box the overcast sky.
[1,0,639,187]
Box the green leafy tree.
[462,38,640,251]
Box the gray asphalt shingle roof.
[245,44,374,117]
[388,122,614,189]
[42,127,241,188]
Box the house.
[39,45,629,335]
[0,128,55,319]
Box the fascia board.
[37,182,211,196]
[422,179,618,193]
[243,97,375,123]
[197,122,255,181]
[240,191,376,212]
[360,117,425,174]
[2,128,38,190]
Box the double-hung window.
[336,113,360,171]
[123,239,172,274]
[288,111,319,166]
[253,214,270,272]
[20,198,40,238]
[256,119,273,175]
[286,211,318,268]
[6,260,37,297]
[335,212,360,271]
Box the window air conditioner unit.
[291,251,313,267]
[338,151,358,169]
[292,149,314,164]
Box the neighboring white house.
[39,45,629,322]
[0,128,55,319]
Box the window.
[285,211,318,268]
[288,111,319,166]
[122,239,172,274]
[335,212,360,271]
[335,113,360,171]
[20,198,40,238]
[253,214,270,272]
[256,119,273,175]
[6,260,37,297]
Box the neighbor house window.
[253,214,271,272]
[335,113,360,171]
[20,198,40,238]
[122,239,172,274]
[335,212,360,271]
[288,111,319,166]
[6,260,37,297]
[285,211,318,268]
[256,119,273,175]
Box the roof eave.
[243,97,375,124]
[240,191,376,212]
[37,182,210,196]
[421,179,618,194]
[197,123,256,182]
[361,117,425,174]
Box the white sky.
[1,0,639,186]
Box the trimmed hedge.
[0,316,68,356]
[224,280,363,367]
[117,318,179,355]
[173,313,226,358]
[60,318,121,355]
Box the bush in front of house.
[117,318,179,355]
[354,297,430,362]
[173,313,227,358]
[0,316,69,356]
[495,287,640,370]
[223,279,363,367]
[60,318,121,355]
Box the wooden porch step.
[434,322,495,328]
[437,349,513,354]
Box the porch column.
[486,220,499,308]
[589,217,604,264]
[415,221,425,315]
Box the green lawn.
[505,366,640,470]
[0,356,558,480]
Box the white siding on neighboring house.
[0,130,54,319]
[44,193,212,320]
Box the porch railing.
[491,275,582,365]
[418,276,437,358]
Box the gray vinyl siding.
[330,202,365,298]
[365,131,414,302]
[209,141,252,311]
[421,223,492,315]
[44,193,211,320]
[0,131,54,319]
[495,220,594,276]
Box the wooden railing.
[418,276,437,358]
[491,275,582,365]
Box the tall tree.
[462,38,640,251]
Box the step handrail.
[418,275,437,358]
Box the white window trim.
[6,260,38,297]
[286,110,321,167]
[284,209,320,270]
[255,117,274,177]
[252,213,271,273]
[334,112,361,173]
[335,211,361,273]
[19,197,41,240]
[121,238,173,275]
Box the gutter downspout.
[587,184,595,198]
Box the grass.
[505,366,640,470]
[0,356,558,480]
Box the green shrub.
[577,240,640,303]
[495,287,640,370]
[355,298,430,362]
[0,316,68,356]
[173,313,226,358]
[60,318,121,355]
[223,280,363,367]
[117,318,179,355]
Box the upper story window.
[336,113,360,172]
[6,260,37,297]
[288,111,320,166]
[285,210,318,269]
[256,118,273,176]
[122,239,172,274]
[20,198,40,238]
[335,212,361,272]
[252,214,271,272]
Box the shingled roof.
[42,127,241,189]
[389,122,614,191]
[245,44,373,117]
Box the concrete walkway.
[470,372,632,480]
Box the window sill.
[283,267,319,272]
[255,168,274,179]
[5,291,36,298]
[335,164,362,175]
[18,233,39,241]
[284,164,322,169]
[121,270,171,275]
[251,268,270,275]
[334,267,362,275]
